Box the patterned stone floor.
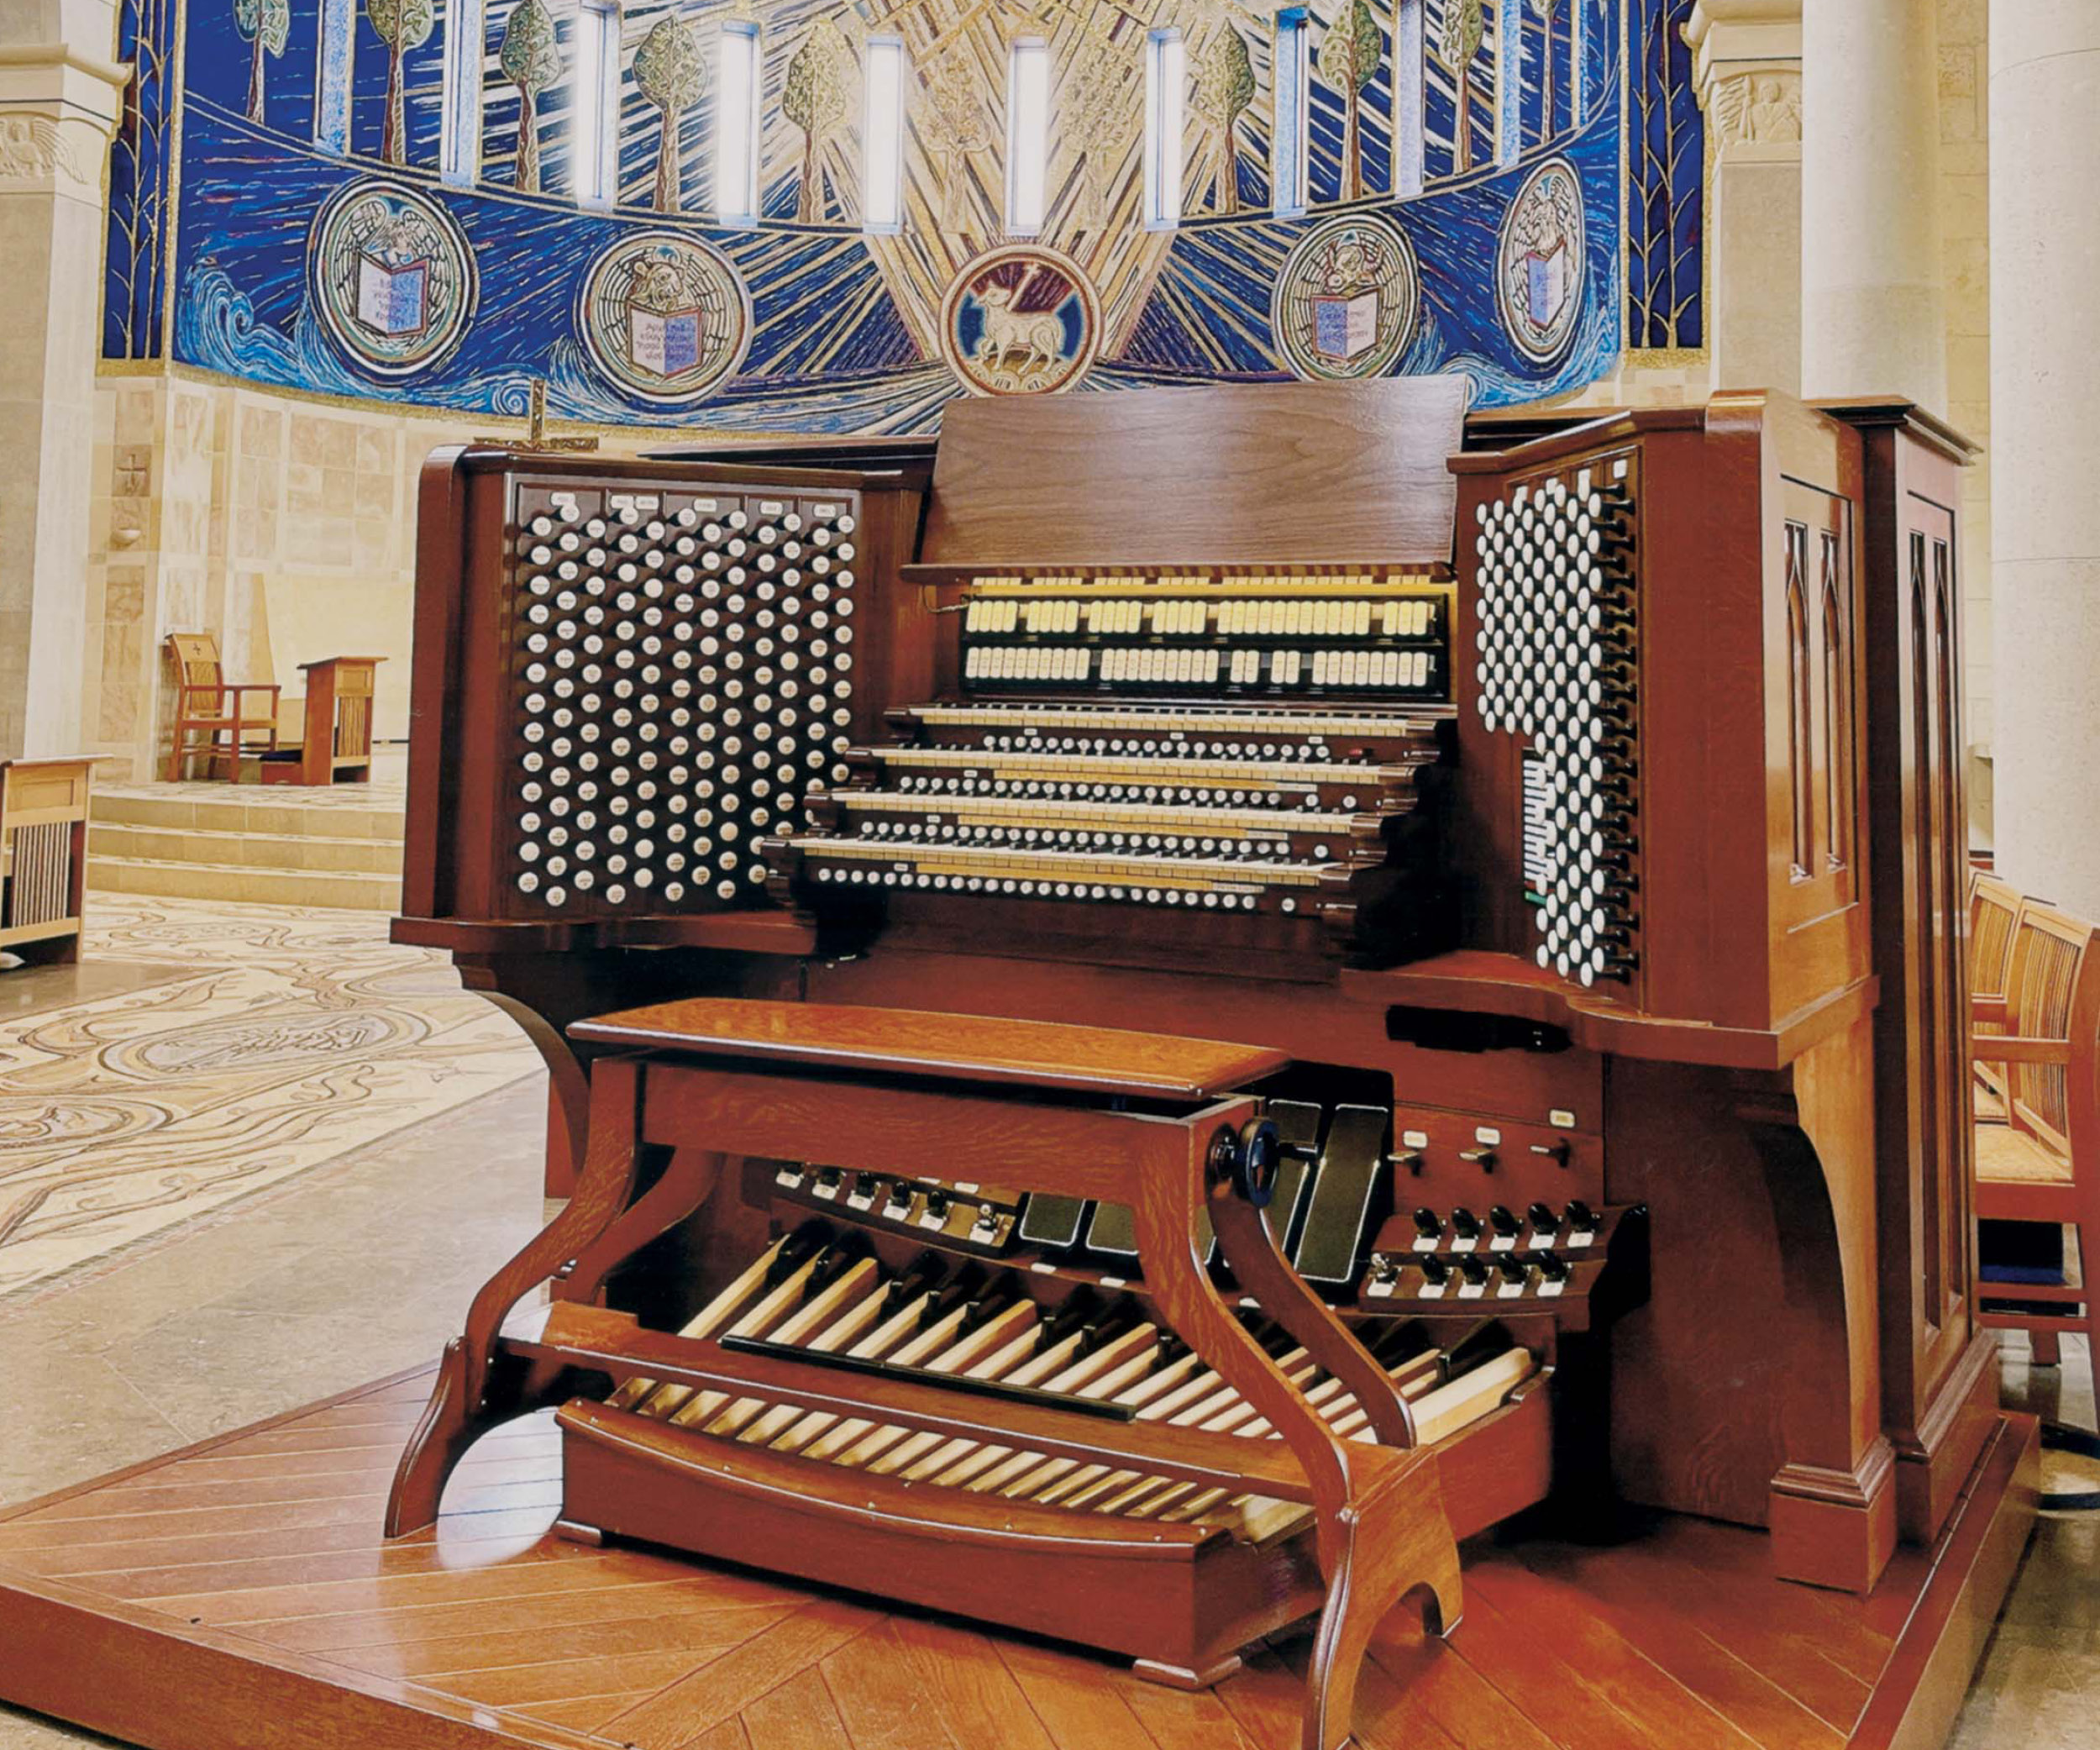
[0,889,541,1301]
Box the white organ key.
[700,1259,883,1437]
[644,1253,825,1423]
[607,1235,793,1411]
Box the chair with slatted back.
[1972,900,2100,1399]
[1970,870,2027,1122]
[164,633,279,781]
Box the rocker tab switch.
[1411,1206,1444,1243]
[1526,1201,1561,1239]
[1565,1200,1600,1235]
[1488,1205,1521,1241]
[1448,1206,1482,1247]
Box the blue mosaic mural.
[103,0,1705,428]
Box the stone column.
[1798,0,1946,409]
[0,19,128,759]
[1989,1,2100,914]
[1685,0,1803,397]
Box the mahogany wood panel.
[923,378,1467,568]
[568,998,1291,1099]
[1824,401,1993,1547]
[0,1371,2036,1750]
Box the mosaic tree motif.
[1319,0,1383,202]
[104,0,176,360]
[1193,12,1256,216]
[1530,0,1561,139]
[634,14,706,213]
[921,51,991,236]
[783,17,852,223]
[232,0,288,123]
[1064,19,1135,236]
[365,0,434,166]
[500,0,562,195]
[1630,0,1701,346]
[1437,0,1483,173]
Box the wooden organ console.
[372,381,2029,1750]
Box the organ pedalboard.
[765,565,1457,965]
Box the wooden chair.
[164,633,278,781]
[1969,870,2026,1122]
[0,757,96,967]
[1972,900,2100,1398]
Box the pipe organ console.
[387,382,2025,1750]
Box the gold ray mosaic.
[0,893,542,1299]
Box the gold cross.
[479,380,598,451]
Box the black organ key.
[917,1262,989,1330]
[1289,1104,1393,1287]
[1032,1289,1101,1354]
[882,1252,947,1314]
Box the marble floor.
[0,904,2092,1747]
[0,891,541,1299]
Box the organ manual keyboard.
[363,382,2034,1750]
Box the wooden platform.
[0,1369,2037,1750]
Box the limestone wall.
[1938,0,1992,836]
[81,375,661,780]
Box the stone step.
[87,820,403,875]
[92,789,404,841]
[87,855,401,912]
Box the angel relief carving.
[1711,71,1799,147]
[0,115,87,185]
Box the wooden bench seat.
[1976,1123,2075,1186]
[1971,900,2100,1403]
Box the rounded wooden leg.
[1299,1471,1462,1750]
[385,1343,476,1537]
